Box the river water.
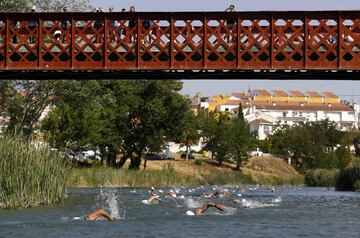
[1,186,360,238]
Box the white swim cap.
[73,216,81,220]
[186,210,195,216]
[142,200,149,205]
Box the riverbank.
[68,155,303,187]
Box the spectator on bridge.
[329,35,337,44]
[94,8,104,43]
[11,20,20,43]
[225,5,236,43]
[119,8,127,40]
[28,6,37,44]
[108,6,118,43]
[128,6,137,43]
[60,6,70,43]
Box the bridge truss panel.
[0,11,359,73]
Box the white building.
[203,89,359,140]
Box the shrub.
[336,165,360,191]
[194,159,202,166]
[305,169,338,187]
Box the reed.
[305,169,338,187]
[68,165,257,187]
[0,135,71,209]
[336,165,360,191]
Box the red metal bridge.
[0,11,359,79]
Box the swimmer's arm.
[97,210,114,221]
[214,203,226,211]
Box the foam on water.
[235,198,280,209]
[98,188,125,220]
[184,197,202,208]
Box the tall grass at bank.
[0,135,71,209]
[305,169,338,187]
[68,162,254,187]
[336,165,360,191]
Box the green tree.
[0,80,56,137]
[42,80,191,170]
[177,112,202,162]
[42,81,124,166]
[231,105,256,170]
[117,80,190,169]
[202,112,233,166]
[0,0,91,12]
[270,120,353,172]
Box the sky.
[89,0,360,102]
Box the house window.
[299,112,303,117]
[225,108,229,111]
[264,125,271,135]
[283,112,286,117]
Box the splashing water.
[184,197,202,208]
[214,207,237,216]
[272,196,282,203]
[235,198,280,209]
[98,188,125,220]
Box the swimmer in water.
[144,186,161,204]
[83,209,114,221]
[222,190,230,197]
[205,191,220,198]
[187,202,227,215]
[165,190,177,198]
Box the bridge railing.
[0,11,359,70]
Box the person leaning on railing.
[224,4,236,43]
[28,6,37,44]
[60,6,70,43]
[108,6,118,43]
[128,6,137,43]
[93,8,104,44]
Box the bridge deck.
[0,11,359,79]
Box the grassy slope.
[68,154,303,187]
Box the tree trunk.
[143,159,147,170]
[185,145,189,162]
[235,158,241,170]
[129,152,142,170]
[218,158,223,166]
[118,154,128,168]
[107,148,117,167]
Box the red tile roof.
[252,89,271,96]
[242,101,353,112]
[306,91,322,97]
[322,91,338,98]
[272,90,288,97]
[288,90,305,97]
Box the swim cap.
[186,210,195,216]
[142,200,149,205]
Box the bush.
[305,169,338,187]
[194,159,202,166]
[336,165,360,191]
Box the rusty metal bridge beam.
[0,11,359,78]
